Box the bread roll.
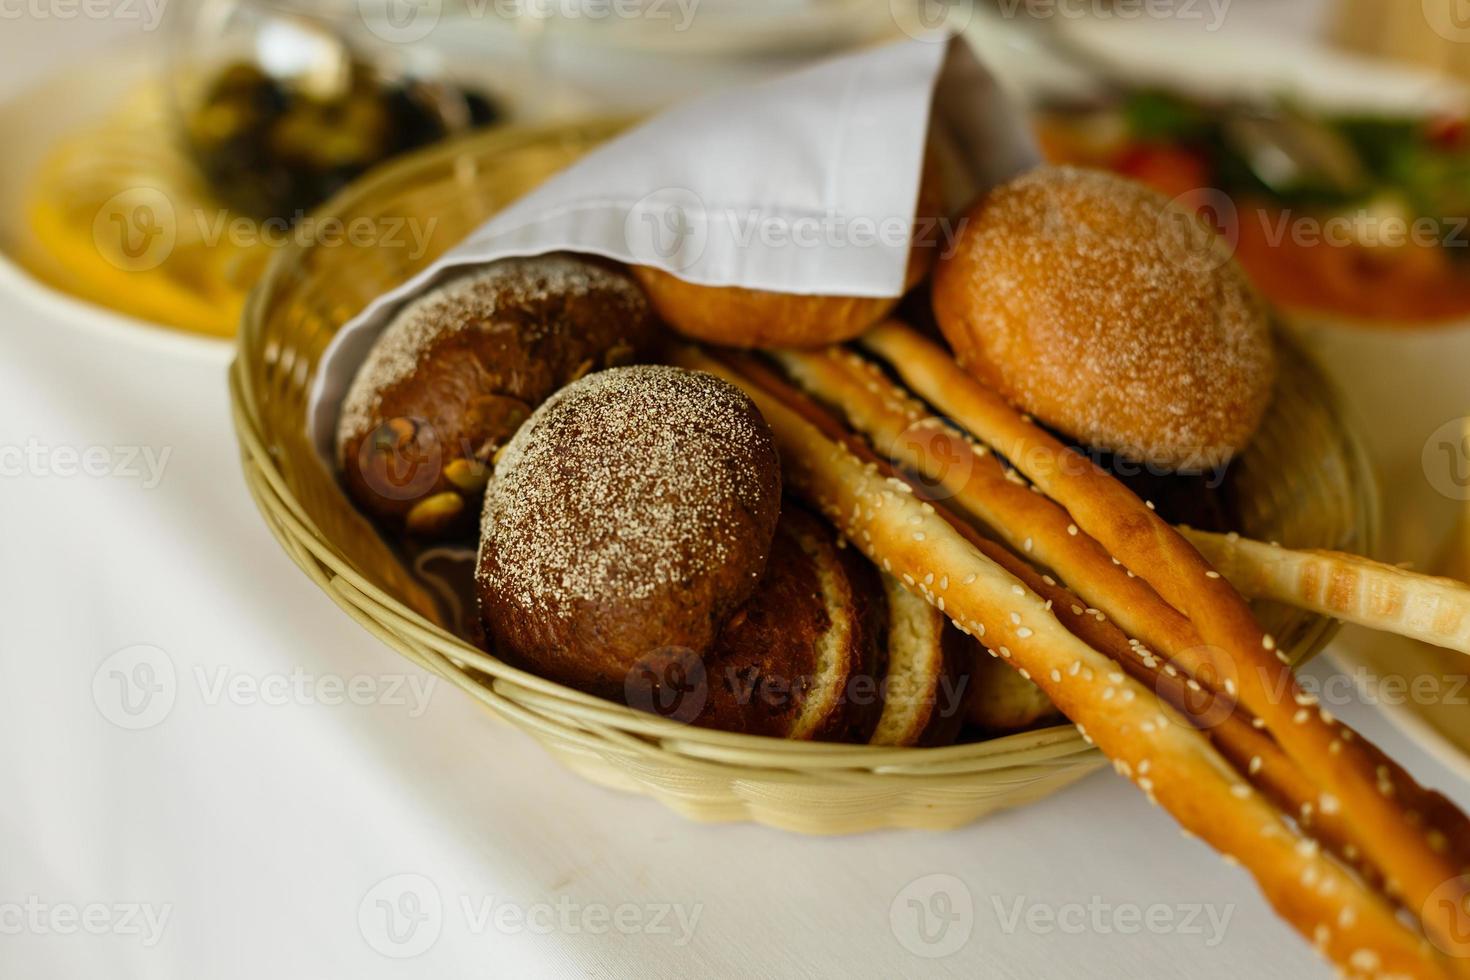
[476,365,781,694]
[688,506,887,741]
[631,156,943,348]
[338,254,656,535]
[932,166,1275,471]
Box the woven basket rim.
[228,119,1380,777]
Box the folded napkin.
[308,34,1038,459]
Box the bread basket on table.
[228,119,1379,835]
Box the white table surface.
[6,6,1469,979]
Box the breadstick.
[859,321,1470,952]
[771,341,1470,881]
[764,347,1387,887]
[676,345,1454,978]
[1184,530,1470,655]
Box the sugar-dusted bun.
[476,365,781,694]
[338,253,656,536]
[932,166,1276,471]
[631,157,943,349]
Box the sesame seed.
[1262,634,1276,651]
[1320,794,1340,815]
[1018,669,1030,680]
[1050,669,1061,683]
[1231,784,1250,799]
[1017,627,1033,639]
[913,532,925,542]
[1248,756,1262,775]
[1205,570,1221,579]
[1067,524,1078,536]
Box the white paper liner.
[307,35,1038,462]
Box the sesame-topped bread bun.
[932,166,1276,472]
[337,253,657,537]
[630,154,943,349]
[476,365,782,695]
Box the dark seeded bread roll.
[476,365,782,694]
[692,506,887,742]
[338,253,657,536]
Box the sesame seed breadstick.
[768,345,1199,658]
[859,321,1470,954]
[676,346,1454,978]
[766,345,1387,890]
[771,342,1470,881]
[1183,530,1470,656]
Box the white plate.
[0,40,233,361]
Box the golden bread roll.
[632,156,942,348]
[932,166,1276,471]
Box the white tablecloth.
[5,6,1468,979]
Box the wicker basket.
[229,119,1380,834]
